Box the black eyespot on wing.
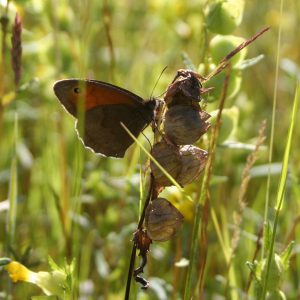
[74,87,81,94]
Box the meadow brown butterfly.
[54,79,158,158]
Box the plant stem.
[124,174,155,300]
[261,84,299,300]
[103,0,115,82]
[263,0,283,258]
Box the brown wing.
[77,104,153,157]
[54,79,156,157]
[53,79,147,115]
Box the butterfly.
[54,79,158,158]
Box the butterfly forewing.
[54,79,156,157]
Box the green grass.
[1,0,300,299]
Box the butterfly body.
[54,79,157,157]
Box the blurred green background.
[0,0,299,299]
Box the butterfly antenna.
[150,66,168,99]
[156,90,167,98]
[153,123,164,140]
[141,131,153,151]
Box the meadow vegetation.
[0,0,299,299]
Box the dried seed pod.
[151,141,208,187]
[164,69,202,107]
[145,198,184,242]
[150,141,181,187]
[164,105,211,145]
[177,146,208,186]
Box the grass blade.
[261,83,299,299]
[121,123,184,192]
[7,113,18,246]
[263,0,284,245]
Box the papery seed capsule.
[145,198,184,242]
[210,35,247,67]
[206,0,245,35]
[164,69,203,107]
[177,146,208,186]
[150,141,181,187]
[151,141,208,187]
[164,105,211,145]
[205,69,242,101]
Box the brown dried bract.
[164,69,213,108]
[177,145,208,186]
[164,105,211,145]
[151,140,208,187]
[145,198,184,242]
[150,140,182,187]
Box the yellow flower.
[6,261,33,282]
[5,260,71,297]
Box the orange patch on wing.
[70,84,138,111]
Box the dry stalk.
[230,120,266,258]
[103,0,115,81]
[11,13,22,88]
[196,65,231,298]
[225,120,266,299]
